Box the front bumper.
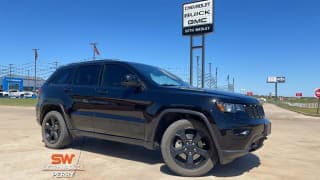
[216,120,271,164]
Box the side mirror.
[121,74,141,88]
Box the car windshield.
[131,63,189,86]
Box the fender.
[149,108,222,155]
[40,102,74,131]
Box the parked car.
[259,98,267,104]
[36,60,271,177]
[8,89,24,98]
[0,90,9,97]
[23,91,36,98]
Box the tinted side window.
[102,64,131,87]
[50,68,74,85]
[74,65,101,86]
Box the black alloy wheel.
[42,111,72,149]
[161,119,217,177]
[44,116,61,144]
[170,128,210,169]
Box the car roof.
[59,59,156,69]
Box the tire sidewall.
[161,119,216,177]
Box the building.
[0,75,46,91]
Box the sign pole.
[275,82,278,100]
[314,88,320,114]
[201,34,205,88]
[317,98,320,114]
[183,0,213,88]
[189,36,193,86]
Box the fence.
[1,61,235,92]
[282,102,319,109]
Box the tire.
[42,111,72,149]
[161,119,218,177]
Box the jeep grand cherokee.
[36,60,271,176]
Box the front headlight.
[216,102,245,113]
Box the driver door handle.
[64,87,72,92]
[96,88,108,95]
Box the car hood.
[164,86,259,104]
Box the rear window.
[50,68,74,85]
[74,65,101,86]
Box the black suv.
[36,60,271,176]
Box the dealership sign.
[267,77,277,83]
[315,88,320,98]
[296,92,303,97]
[183,0,214,35]
[267,76,286,83]
[276,77,286,83]
[247,92,253,96]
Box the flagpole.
[90,42,98,61]
[93,44,95,61]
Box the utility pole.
[9,64,13,78]
[232,78,235,92]
[33,48,39,91]
[227,74,230,91]
[215,67,218,89]
[227,74,230,85]
[27,70,30,88]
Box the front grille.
[245,105,265,119]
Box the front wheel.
[42,111,72,149]
[161,119,218,177]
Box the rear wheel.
[42,111,72,149]
[161,119,218,177]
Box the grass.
[283,97,319,103]
[0,98,37,107]
[271,101,320,117]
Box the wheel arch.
[40,103,73,130]
[152,109,221,154]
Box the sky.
[0,0,319,96]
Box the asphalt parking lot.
[0,104,319,180]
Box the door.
[93,64,150,139]
[69,64,102,132]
